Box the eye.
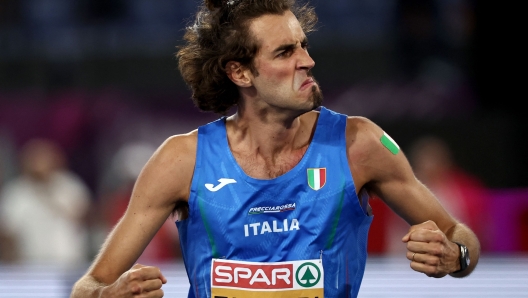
[277,49,293,58]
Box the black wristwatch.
[453,242,470,273]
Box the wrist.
[97,286,108,298]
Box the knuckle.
[429,257,440,266]
[155,279,163,288]
[128,271,140,281]
[426,220,437,227]
[431,248,440,256]
[432,232,443,242]
[128,283,141,294]
[425,266,437,276]
[431,243,443,255]
[148,289,165,297]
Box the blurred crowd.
[0,136,182,269]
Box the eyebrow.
[272,38,308,54]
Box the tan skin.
[71,10,480,298]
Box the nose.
[297,48,315,71]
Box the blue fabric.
[176,106,373,298]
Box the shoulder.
[345,116,388,153]
[149,130,198,174]
[52,171,92,204]
[343,116,407,189]
[157,130,198,159]
[319,107,383,143]
[0,177,32,202]
[53,171,90,190]
[136,130,198,202]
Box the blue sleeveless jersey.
[176,106,373,298]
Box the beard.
[309,78,324,109]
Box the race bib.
[211,258,324,298]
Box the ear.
[226,61,252,87]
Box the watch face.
[464,246,470,266]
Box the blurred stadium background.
[0,0,526,297]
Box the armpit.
[173,200,190,221]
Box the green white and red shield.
[307,168,326,190]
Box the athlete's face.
[247,11,323,112]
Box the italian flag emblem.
[307,168,326,191]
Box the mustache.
[307,70,319,84]
[307,70,319,86]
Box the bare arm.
[346,117,480,277]
[71,132,197,298]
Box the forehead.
[249,11,305,53]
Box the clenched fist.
[402,220,460,278]
[101,263,167,297]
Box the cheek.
[259,64,291,84]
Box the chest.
[232,147,308,179]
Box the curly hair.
[176,0,318,114]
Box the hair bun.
[205,0,223,10]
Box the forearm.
[445,222,480,277]
[70,275,107,298]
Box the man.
[71,0,480,297]
[1,138,91,268]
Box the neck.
[231,113,301,155]
[224,102,318,179]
